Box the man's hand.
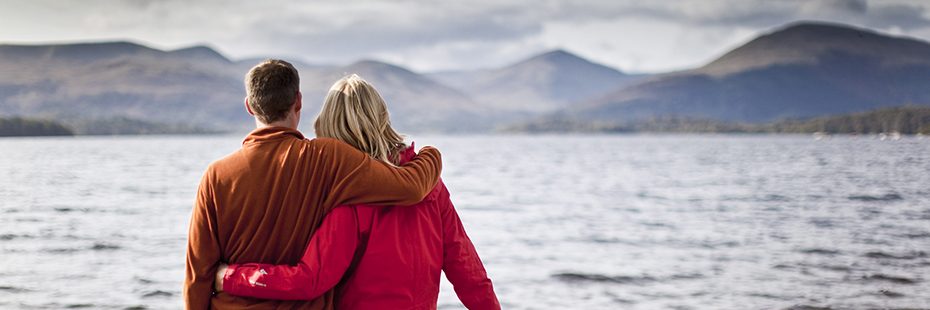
[215,263,228,292]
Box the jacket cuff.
[222,264,240,294]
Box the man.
[184,59,442,309]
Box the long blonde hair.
[315,74,406,165]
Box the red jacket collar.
[397,141,442,202]
[243,126,305,145]
[397,142,417,165]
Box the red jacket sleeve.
[222,206,360,300]
[439,182,501,310]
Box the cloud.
[235,2,541,55]
[233,0,930,71]
[2,0,930,72]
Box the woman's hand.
[215,263,228,292]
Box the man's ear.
[244,99,255,116]
[294,91,302,113]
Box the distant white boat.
[878,132,903,141]
[812,132,828,140]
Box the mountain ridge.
[4,21,930,134]
[698,21,930,76]
[428,48,641,113]
[559,21,930,124]
[0,41,513,133]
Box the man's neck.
[255,118,298,130]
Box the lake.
[1,134,929,309]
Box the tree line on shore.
[508,106,930,135]
[768,106,930,135]
[0,116,220,137]
[0,117,73,137]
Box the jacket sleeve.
[222,206,360,300]
[318,138,442,207]
[184,169,222,310]
[438,182,501,310]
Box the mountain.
[0,42,493,133]
[0,41,247,131]
[429,49,640,113]
[12,23,925,135]
[560,22,930,124]
[295,60,491,132]
[169,45,234,66]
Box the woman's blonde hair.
[315,74,406,165]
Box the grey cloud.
[862,3,930,29]
[231,1,545,62]
[545,0,930,30]
[121,0,930,71]
[816,0,869,14]
[4,0,930,72]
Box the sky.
[2,0,930,73]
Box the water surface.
[1,134,928,309]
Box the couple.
[184,59,500,309]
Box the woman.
[214,74,500,310]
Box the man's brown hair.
[245,59,300,124]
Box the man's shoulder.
[204,138,345,172]
[203,149,248,180]
[278,137,356,160]
[303,137,359,157]
[272,135,347,151]
[305,137,345,148]
[211,148,242,165]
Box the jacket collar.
[243,126,305,145]
[397,141,442,202]
[397,142,417,165]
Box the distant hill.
[0,42,508,134]
[556,22,930,124]
[0,41,247,132]
[429,49,640,113]
[297,60,492,132]
[169,45,233,65]
[8,22,930,135]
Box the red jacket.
[222,144,500,310]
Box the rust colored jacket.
[184,127,442,309]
